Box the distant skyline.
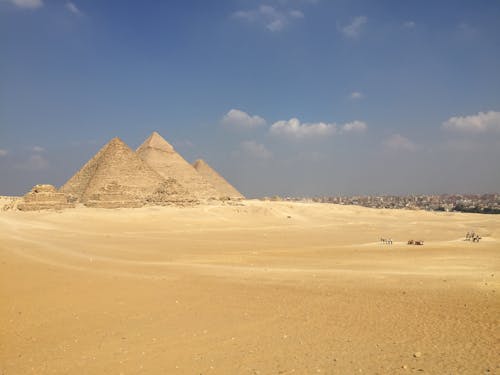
[1,0,499,197]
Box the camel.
[407,240,424,245]
[465,232,481,242]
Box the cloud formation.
[269,117,367,139]
[270,118,336,139]
[384,134,417,151]
[340,16,367,38]
[222,109,266,129]
[341,121,367,133]
[442,110,500,133]
[232,5,304,32]
[240,141,272,159]
[65,1,82,15]
[32,146,45,152]
[403,21,416,29]
[350,91,363,100]
[0,149,8,157]
[7,0,43,9]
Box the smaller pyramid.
[18,184,75,211]
[136,132,220,200]
[193,159,244,200]
[145,177,198,206]
[60,137,179,208]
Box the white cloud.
[7,0,43,9]
[32,146,45,152]
[270,118,336,139]
[403,21,416,29]
[340,16,367,38]
[384,134,417,151]
[222,109,266,129]
[232,5,304,32]
[442,111,500,133]
[65,1,82,15]
[289,10,304,19]
[0,149,8,156]
[350,91,363,100]
[341,121,367,133]
[240,141,272,159]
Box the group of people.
[465,232,482,242]
[380,232,482,246]
[380,238,425,245]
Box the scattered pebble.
[413,352,422,358]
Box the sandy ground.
[0,200,499,374]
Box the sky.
[1,0,499,197]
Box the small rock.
[413,352,422,358]
[402,365,408,369]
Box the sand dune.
[0,200,498,374]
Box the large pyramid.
[136,132,220,200]
[192,159,244,200]
[60,137,195,207]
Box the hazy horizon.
[1,0,499,197]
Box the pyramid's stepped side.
[192,159,244,200]
[81,138,165,201]
[60,137,190,208]
[136,132,220,200]
[18,184,75,211]
[59,141,110,201]
[146,178,199,206]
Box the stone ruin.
[17,184,75,211]
[136,132,221,201]
[15,132,245,210]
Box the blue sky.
[1,0,499,197]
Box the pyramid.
[136,132,220,200]
[192,159,244,200]
[18,184,75,211]
[60,137,191,207]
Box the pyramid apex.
[193,159,206,167]
[137,131,174,152]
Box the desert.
[3,2,500,373]
[0,200,498,374]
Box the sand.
[0,200,498,374]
